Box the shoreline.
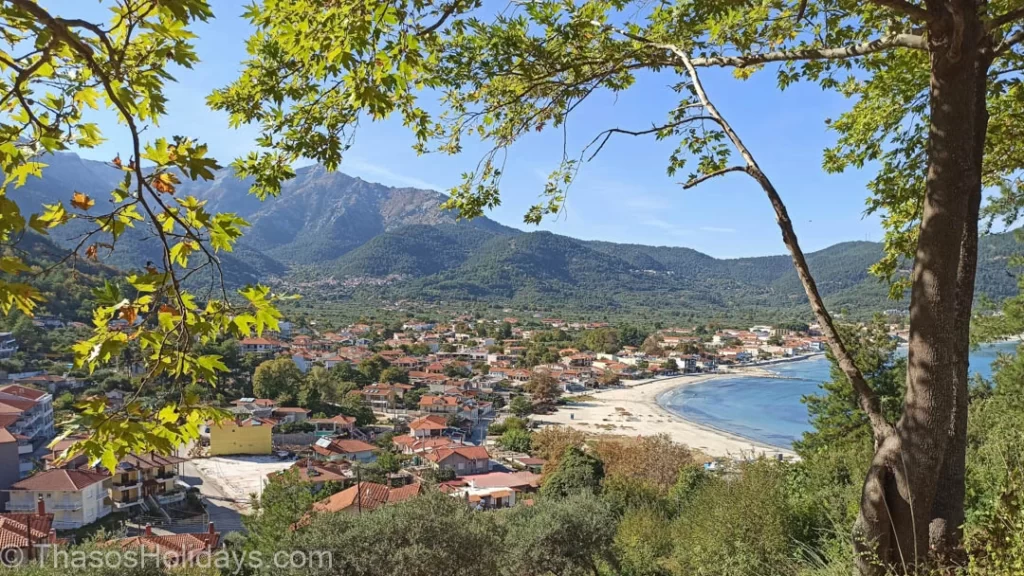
[538,370,802,460]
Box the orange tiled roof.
[408,415,448,431]
[419,395,458,407]
[0,514,53,548]
[312,482,421,513]
[423,445,489,464]
[108,532,219,561]
[12,469,109,492]
[0,384,47,401]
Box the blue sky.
[55,0,884,258]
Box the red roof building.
[312,482,421,514]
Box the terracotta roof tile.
[0,385,47,401]
[423,445,489,464]
[408,415,448,431]
[109,532,219,561]
[11,469,109,492]
[312,482,421,513]
[0,514,53,548]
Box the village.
[0,313,862,559]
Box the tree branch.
[681,166,748,189]
[417,4,457,35]
[583,116,718,161]
[689,34,926,68]
[670,46,893,441]
[994,27,1024,54]
[593,21,895,439]
[987,7,1024,31]
[866,0,931,22]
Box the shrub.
[615,506,674,576]
[671,460,798,576]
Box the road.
[179,452,246,535]
[469,416,493,445]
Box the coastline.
[538,370,799,460]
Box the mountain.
[12,153,511,284]
[9,152,1022,316]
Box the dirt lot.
[188,455,296,512]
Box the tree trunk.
[928,32,989,555]
[854,2,990,572]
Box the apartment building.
[5,469,112,530]
[0,384,55,447]
[109,453,189,510]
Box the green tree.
[403,386,428,410]
[246,468,316,552]
[618,324,648,348]
[376,450,402,474]
[53,391,76,411]
[509,395,533,418]
[358,354,391,382]
[252,357,303,404]
[577,328,620,354]
[279,492,501,576]
[379,366,410,384]
[0,0,289,471]
[329,361,368,385]
[598,370,621,387]
[541,446,604,499]
[962,257,1024,572]
[498,427,533,453]
[501,493,616,576]
[796,319,906,455]
[338,393,376,427]
[443,363,468,377]
[299,365,337,411]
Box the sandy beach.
[538,371,797,460]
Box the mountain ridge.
[10,152,1020,315]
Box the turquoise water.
[658,341,1019,449]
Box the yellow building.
[209,417,273,456]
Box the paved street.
[180,458,247,535]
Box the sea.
[658,340,1019,449]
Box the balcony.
[52,520,84,530]
[50,500,82,511]
[155,471,177,480]
[4,501,36,512]
[112,498,143,509]
[155,491,186,505]
[113,480,142,491]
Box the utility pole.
[356,466,362,515]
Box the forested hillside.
[11,152,1021,317]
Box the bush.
[277,420,314,433]
[615,506,674,576]
[671,460,798,576]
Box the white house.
[6,469,112,530]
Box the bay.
[658,340,1019,449]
